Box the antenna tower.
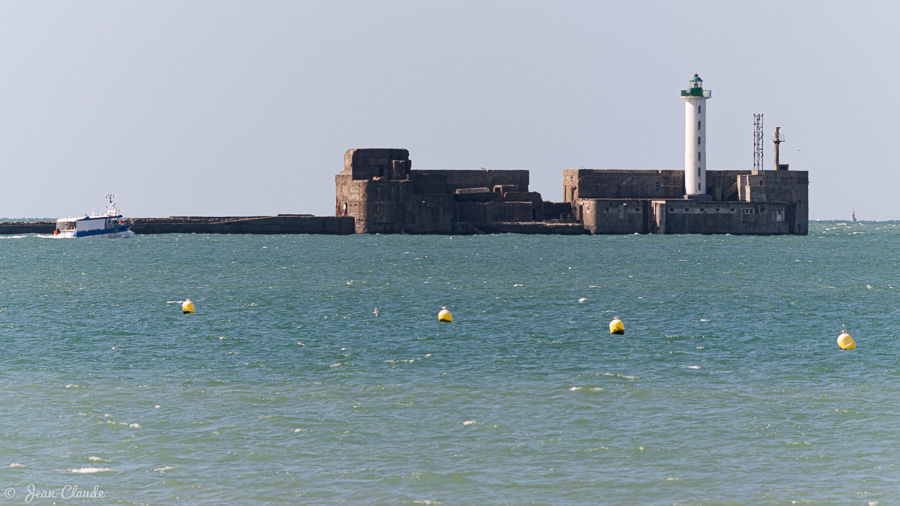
[753,114,764,171]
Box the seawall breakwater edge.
[0,215,589,235]
[0,216,356,235]
[2,132,809,237]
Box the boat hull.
[56,224,134,239]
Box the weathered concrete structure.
[335,148,584,234]
[565,168,808,235]
[130,215,354,235]
[538,73,803,235]
[336,148,808,236]
[0,221,55,234]
[0,216,355,235]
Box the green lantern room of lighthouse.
[681,74,710,97]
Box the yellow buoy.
[837,331,855,350]
[609,317,624,335]
[182,299,195,314]
[438,306,452,323]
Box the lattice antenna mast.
[753,114,764,171]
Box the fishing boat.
[54,193,134,238]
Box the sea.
[0,221,898,505]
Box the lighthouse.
[681,74,711,197]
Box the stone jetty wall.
[0,148,809,236]
[0,216,355,235]
[130,216,354,235]
[0,221,55,234]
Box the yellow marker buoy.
[182,299,195,314]
[837,331,855,350]
[438,306,452,323]
[609,317,624,335]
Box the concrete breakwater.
[0,131,809,237]
[0,216,586,235]
[0,215,355,235]
[0,221,55,234]
[0,215,584,235]
[336,148,809,236]
[451,222,586,235]
[130,215,354,235]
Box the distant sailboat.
[851,208,857,222]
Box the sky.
[1,0,898,220]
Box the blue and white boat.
[55,193,134,238]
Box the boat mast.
[106,193,117,215]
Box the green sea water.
[0,222,898,504]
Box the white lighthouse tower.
[681,74,711,197]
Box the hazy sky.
[2,1,897,220]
